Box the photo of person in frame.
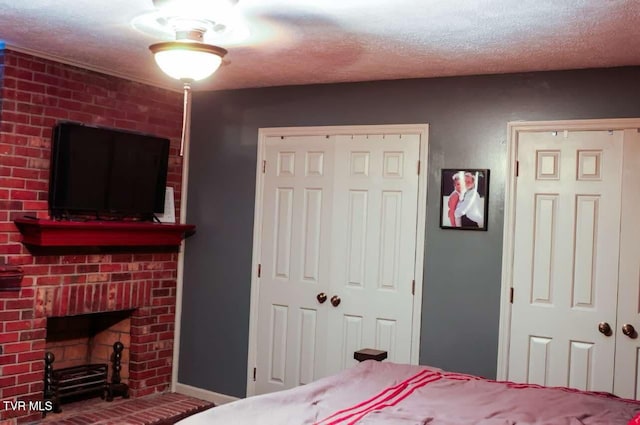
[440,169,489,230]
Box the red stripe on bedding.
[441,372,480,381]
[343,374,444,425]
[314,370,436,425]
[316,371,452,425]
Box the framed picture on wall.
[440,169,489,231]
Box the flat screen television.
[49,122,170,220]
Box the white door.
[255,132,422,394]
[614,129,640,399]
[325,134,420,375]
[255,135,335,394]
[508,130,623,392]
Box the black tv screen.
[49,122,170,219]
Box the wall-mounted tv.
[49,122,170,220]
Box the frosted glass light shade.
[149,41,227,81]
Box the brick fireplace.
[0,48,185,423]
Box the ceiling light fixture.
[149,40,227,82]
[149,28,228,156]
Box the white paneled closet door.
[254,132,422,395]
[255,135,335,394]
[508,128,640,399]
[325,134,420,375]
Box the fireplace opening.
[44,310,132,412]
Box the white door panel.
[509,130,622,392]
[256,136,334,394]
[326,134,420,374]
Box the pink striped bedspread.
[177,361,640,424]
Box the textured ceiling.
[1,0,639,91]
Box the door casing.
[497,118,640,380]
[246,124,429,396]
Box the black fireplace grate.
[51,364,108,402]
[45,343,128,414]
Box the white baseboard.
[175,382,240,405]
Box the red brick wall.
[0,49,184,423]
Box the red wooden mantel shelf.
[14,218,195,247]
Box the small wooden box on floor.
[354,349,388,362]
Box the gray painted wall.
[179,67,640,397]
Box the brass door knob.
[317,293,327,304]
[598,322,612,336]
[330,295,341,307]
[622,324,637,338]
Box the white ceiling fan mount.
[132,0,248,45]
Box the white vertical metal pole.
[171,81,192,391]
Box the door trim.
[246,124,429,396]
[497,118,640,381]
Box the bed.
[177,360,640,424]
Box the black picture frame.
[439,169,489,231]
